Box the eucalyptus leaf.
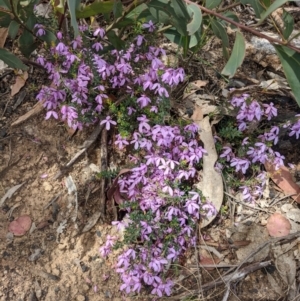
[205,0,221,9]
[221,31,245,77]
[258,0,288,24]
[106,30,125,50]
[148,0,187,35]
[164,27,184,46]
[113,0,123,19]
[8,20,19,39]
[0,11,12,27]
[67,0,81,37]
[171,0,190,21]
[282,9,293,40]
[76,1,114,18]
[187,3,202,36]
[240,0,265,18]
[222,11,239,29]
[211,18,229,47]
[39,30,57,45]
[0,48,28,70]
[0,0,10,9]
[18,30,37,57]
[274,45,300,107]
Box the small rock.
[76,295,85,301]
[42,182,53,192]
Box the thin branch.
[184,1,300,53]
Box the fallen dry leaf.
[11,101,44,126]
[265,162,300,203]
[0,182,25,207]
[194,116,223,228]
[0,27,8,48]
[8,215,32,236]
[11,72,28,96]
[266,213,291,237]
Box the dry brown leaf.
[12,101,44,126]
[0,27,8,48]
[265,162,300,203]
[11,72,28,96]
[191,105,203,122]
[194,116,223,228]
[266,213,291,237]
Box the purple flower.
[137,115,151,133]
[137,94,151,108]
[220,146,233,161]
[115,134,129,149]
[230,157,250,174]
[142,20,156,32]
[263,102,277,120]
[34,24,46,37]
[93,27,105,38]
[100,116,117,130]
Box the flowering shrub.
[218,94,298,203]
[36,22,217,297]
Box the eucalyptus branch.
[106,0,148,33]
[185,1,300,54]
[9,0,44,43]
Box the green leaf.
[0,11,12,27]
[0,0,10,9]
[0,47,28,70]
[221,31,245,77]
[164,27,184,46]
[67,0,81,37]
[76,1,114,18]
[189,29,201,48]
[39,29,57,45]
[211,18,229,47]
[187,3,202,36]
[171,0,190,21]
[18,30,37,57]
[116,4,152,28]
[106,30,125,50]
[274,45,300,107]
[282,9,293,40]
[240,0,265,18]
[205,0,221,10]
[8,20,19,39]
[258,0,288,24]
[113,0,122,19]
[148,0,187,35]
[222,11,239,29]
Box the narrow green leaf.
[282,9,293,40]
[274,45,300,107]
[258,0,288,24]
[0,47,28,70]
[189,29,201,48]
[8,20,19,39]
[222,11,239,29]
[0,0,10,9]
[76,1,114,18]
[164,27,184,46]
[211,18,229,47]
[67,0,81,37]
[221,31,245,77]
[115,4,152,28]
[106,30,125,50]
[171,0,190,21]
[39,30,57,45]
[113,0,123,19]
[205,0,221,10]
[187,3,202,36]
[240,0,265,18]
[0,11,12,27]
[148,0,187,35]
[18,30,37,57]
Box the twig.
[99,129,108,215]
[224,192,271,213]
[184,1,300,53]
[53,124,104,180]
